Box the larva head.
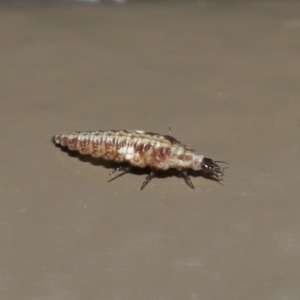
[201,158,225,181]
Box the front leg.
[180,170,195,190]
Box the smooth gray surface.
[1,1,300,299]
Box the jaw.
[201,157,225,181]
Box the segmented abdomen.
[52,130,194,170]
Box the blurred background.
[1,1,300,299]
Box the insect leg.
[180,170,195,190]
[140,171,156,191]
[108,165,131,183]
[168,126,172,135]
[109,165,131,176]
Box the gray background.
[1,1,300,299]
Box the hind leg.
[108,165,131,183]
[109,165,131,176]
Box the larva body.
[52,130,225,190]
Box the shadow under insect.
[107,166,215,190]
[55,144,224,190]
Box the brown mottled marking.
[52,129,226,190]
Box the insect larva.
[52,129,226,190]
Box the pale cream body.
[53,130,205,171]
